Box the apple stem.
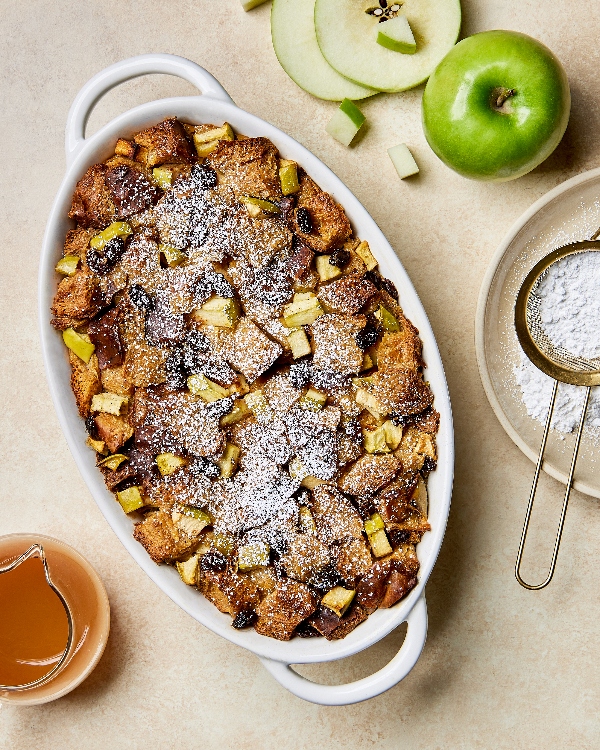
[491,87,517,111]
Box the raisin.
[165,350,187,390]
[308,564,343,594]
[104,237,126,265]
[191,274,213,306]
[204,397,234,421]
[86,248,110,275]
[295,621,321,638]
[85,416,99,439]
[129,284,155,313]
[355,324,380,350]
[231,609,257,629]
[186,330,211,352]
[193,269,234,304]
[388,529,411,546]
[191,164,218,190]
[200,550,228,573]
[296,207,313,234]
[421,456,437,473]
[391,414,411,426]
[329,248,350,268]
[289,360,312,389]
[380,277,399,301]
[86,238,126,275]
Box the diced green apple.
[326,99,366,146]
[388,143,420,179]
[63,327,95,363]
[377,15,417,54]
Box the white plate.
[476,168,600,498]
[39,54,454,704]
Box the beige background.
[2,0,600,747]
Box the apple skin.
[421,30,571,181]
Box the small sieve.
[514,233,600,589]
[0,544,74,691]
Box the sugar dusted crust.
[52,119,438,641]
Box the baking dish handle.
[259,593,428,706]
[65,53,234,165]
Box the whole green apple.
[421,30,571,181]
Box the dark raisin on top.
[165,349,187,390]
[355,324,380,351]
[388,529,411,546]
[85,416,99,439]
[296,207,313,234]
[421,456,437,473]
[191,164,218,191]
[129,284,155,313]
[86,236,126,276]
[231,609,257,629]
[308,564,344,594]
[329,248,350,268]
[380,276,399,301]
[192,269,234,305]
[289,360,312,389]
[104,236,126,264]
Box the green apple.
[377,16,417,55]
[422,30,571,181]
[388,143,419,179]
[326,99,366,146]
[271,0,377,101]
[314,0,461,93]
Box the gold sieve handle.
[515,383,591,590]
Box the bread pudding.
[51,118,438,641]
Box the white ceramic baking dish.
[39,54,454,705]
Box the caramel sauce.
[0,556,69,687]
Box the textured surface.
[1,0,600,746]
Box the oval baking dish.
[39,54,453,705]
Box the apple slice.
[388,144,419,179]
[377,15,417,54]
[326,99,366,146]
[314,0,461,92]
[241,0,268,10]
[271,0,377,101]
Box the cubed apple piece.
[388,143,419,179]
[217,443,240,478]
[286,327,312,359]
[152,167,172,189]
[326,99,366,147]
[193,123,234,158]
[244,389,274,423]
[301,475,327,490]
[220,399,251,426]
[299,506,317,535]
[316,254,342,282]
[241,0,269,10]
[299,388,327,412]
[321,586,355,618]
[91,392,129,416]
[116,486,146,514]
[282,293,324,327]
[89,221,132,250]
[192,296,240,328]
[238,541,270,572]
[364,512,385,536]
[187,374,230,402]
[374,305,400,332]
[176,554,200,585]
[156,452,187,476]
[98,453,128,471]
[361,353,374,371]
[355,240,378,271]
[377,15,417,54]
[173,506,212,537]
[279,159,300,195]
[63,328,95,364]
[213,533,236,557]
[239,196,281,218]
[383,419,403,450]
[159,244,186,267]
[368,528,393,558]
[55,255,79,276]
[355,387,382,419]
[363,425,390,454]
[86,436,108,455]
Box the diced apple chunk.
[321,586,355,617]
[383,419,403,450]
[244,389,274,423]
[152,167,172,189]
[279,159,300,195]
[388,143,419,179]
[116,486,146,514]
[220,399,251,426]
[86,436,108,455]
[193,123,234,157]
[377,15,417,54]
[89,221,132,250]
[368,528,393,558]
[63,328,95,364]
[374,305,400,332]
[98,453,128,471]
[238,542,270,571]
[282,293,324,327]
[355,240,378,271]
[240,196,280,216]
[176,554,200,585]
[173,507,212,537]
[159,244,186,267]
[299,506,317,535]
[326,99,366,147]
[192,296,240,328]
[55,255,79,276]
[316,254,342,282]
[363,425,390,454]
[299,388,327,412]
[217,443,240,478]
[187,374,230,402]
[156,452,187,476]
[286,328,312,359]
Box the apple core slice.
[271,0,377,101]
[388,144,419,179]
[314,0,461,92]
[326,99,366,146]
[377,16,417,54]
